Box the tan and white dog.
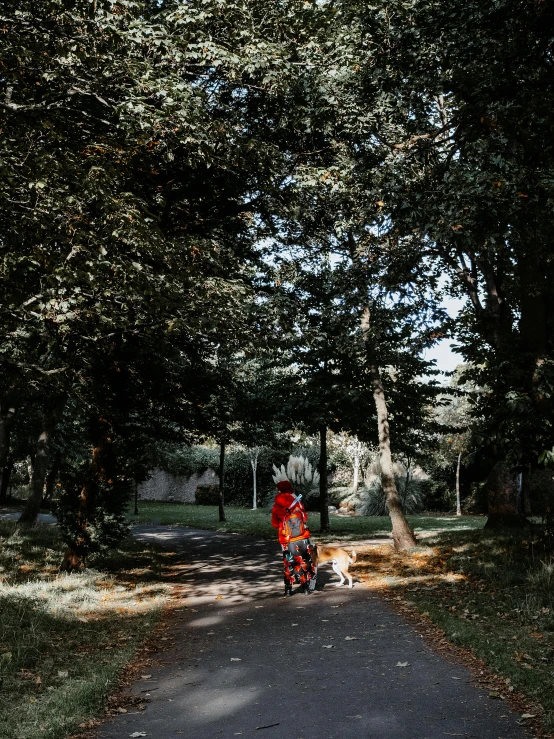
[312,545,357,588]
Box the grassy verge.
[0,521,170,739]
[354,528,554,733]
[129,501,486,541]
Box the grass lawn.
[128,501,486,542]
[0,521,170,739]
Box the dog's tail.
[349,549,357,564]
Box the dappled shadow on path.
[133,525,344,606]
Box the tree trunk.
[218,437,226,522]
[484,462,530,529]
[361,305,416,550]
[521,468,533,516]
[369,365,417,549]
[27,455,34,486]
[251,451,258,510]
[456,452,462,516]
[60,469,98,572]
[454,249,540,527]
[61,422,106,571]
[19,396,66,525]
[516,471,523,515]
[319,424,330,533]
[134,479,139,515]
[519,249,547,367]
[0,459,13,502]
[44,455,61,502]
[0,400,16,502]
[352,452,360,493]
[404,456,412,496]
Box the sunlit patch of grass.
[0,522,168,739]
[354,528,554,732]
[1,573,168,618]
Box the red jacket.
[271,492,310,544]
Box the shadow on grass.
[0,522,169,739]
[0,592,159,739]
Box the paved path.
[98,526,529,739]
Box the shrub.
[153,443,220,478]
[272,455,319,494]
[419,477,455,512]
[195,485,220,505]
[349,477,426,516]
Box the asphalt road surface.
[98,526,530,739]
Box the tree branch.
[435,244,483,314]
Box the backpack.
[281,504,308,542]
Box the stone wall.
[138,467,219,503]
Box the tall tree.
[0,0,317,547]
[316,0,554,524]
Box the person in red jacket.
[271,480,316,597]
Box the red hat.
[276,480,293,493]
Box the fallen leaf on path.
[451,677,462,680]
[215,596,223,600]
[344,636,358,641]
[322,645,334,649]
[489,691,501,699]
[230,658,242,661]
[129,733,147,737]
[521,714,536,720]
[256,723,280,730]
[395,662,410,668]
